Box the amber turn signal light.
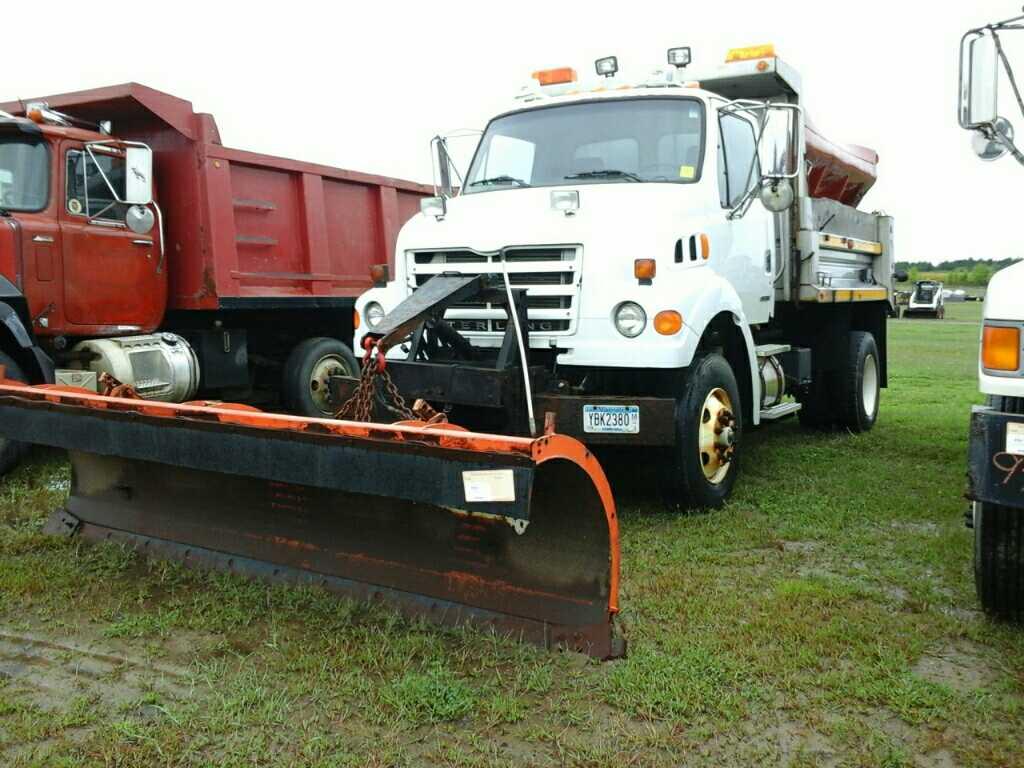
[369,263,390,285]
[532,67,577,86]
[700,234,711,259]
[634,259,656,280]
[982,325,1021,372]
[353,309,361,330]
[654,310,683,335]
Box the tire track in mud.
[0,627,194,712]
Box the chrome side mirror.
[432,135,454,198]
[960,32,999,129]
[124,146,154,205]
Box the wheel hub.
[699,388,736,484]
[309,355,351,414]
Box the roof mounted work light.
[595,56,619,77]
[667,47,692,68]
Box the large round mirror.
[972,117,1014,161]
[125,204,155,234]
[759,179,795,213]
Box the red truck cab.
[0,118,164,339]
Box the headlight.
[614,302,646,338]
[365,301,386,328]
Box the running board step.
[760,402,802,421]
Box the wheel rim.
[698,387,736,484]
[862,353,879,416]
[308,354,354,415]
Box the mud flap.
[0,382,623,658]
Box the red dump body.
[0,84,431,313]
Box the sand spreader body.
[0,378,622,658]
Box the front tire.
[282,337,360,418]
[661,354,742,511]
[0,351,29,475]
[974,501,1024,622]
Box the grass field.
[1,302,1022,767]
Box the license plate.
[583,404,639,434]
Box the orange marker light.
[353,309,361,330]
[726,44,776,63]
[369,263,390,285]
[532,67,577,86]
[700,234,711,260]
[634,259,656,280]
[654,310,683,335]
[982,326,1021,371]
[27,108,44,124]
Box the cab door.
[715,112,773,324]
[59,142,165,332]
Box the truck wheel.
[283,337,360,418]
[661,354,742,511]
[974,502,1024,622]
[837,331,880,432]
[0,351,28,475]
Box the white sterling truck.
[960,12,1024,620]
[352,45,898,509]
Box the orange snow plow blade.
[0,380,623,658]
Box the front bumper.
[967,405,1024,508]
[331,365,678,447]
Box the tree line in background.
[895,258,1019,287]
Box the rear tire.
[660,354,742,511]
[799,331,880,432]
[974,501,1024,622]
[0,351,28,475]
[837,331,880,432]
[282,337,360,418]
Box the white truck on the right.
[960,10,1024,621]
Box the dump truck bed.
[0,84,432,312]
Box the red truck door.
[59,142,164,331]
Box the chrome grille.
[408,247,580,336]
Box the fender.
[677,272,762,425]
[0,277,54,383]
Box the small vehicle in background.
[904,280,945,319]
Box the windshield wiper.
[564,169,642,182]
[0,207,9,218]
[468,175,530,188]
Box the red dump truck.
[0,84,429,461]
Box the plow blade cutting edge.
[0,381,623,658]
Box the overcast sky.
[6,0,1021,265]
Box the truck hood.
[398,183,715,254]
[985,260,1024,321]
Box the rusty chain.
[333,346,416,423]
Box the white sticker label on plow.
[463,470,516,503]
[1007,422,1024,456]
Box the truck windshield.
[0,138,49,212]
[464,97,705,193]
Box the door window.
[65,149,128,222]
[718,114,759,208]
